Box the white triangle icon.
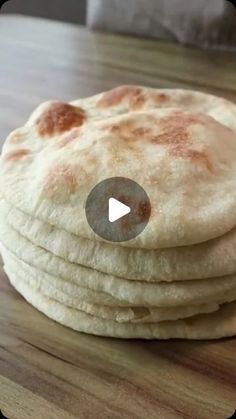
[108,197,131,223]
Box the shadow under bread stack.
[1,86,236,339]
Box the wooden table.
[0,15,236,419]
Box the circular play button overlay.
[85,177,151,243]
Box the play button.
[85,177,151,243]
[108,198,131,223]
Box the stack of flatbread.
[1,86,236,339]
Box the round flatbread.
[3,199,236,282]
[3,261,221,324]
[6,266,236,339]
[1,87,236,249]
[2,244,236,308]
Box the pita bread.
[3,259,222,324]
[0,245,120,306]
[71,87,236,131]
[2,244,236,309]
[2,218,236,315]
[1,87,236,249]
[3,199,236,282]
[5,265,236,339]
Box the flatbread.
[71,87,236,132]
[3,258,222,324]
[5,264,236,339]
[2,244,236,308]
[0,245,121,306]
[1,87,236,249]
[3,199,236,282]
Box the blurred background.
[1,0,236,142]
[2,0,236,49]
[2,0,87,24]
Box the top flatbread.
[1,86,236,248]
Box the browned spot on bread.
[151,126,188,146]
[151,111,202,140]
[8,130,25,144]
[4,149,30,162]
[130,91,147,110]
[105,111,201,145]
[43,164,80,200]
[97,86,143,108]
[106,119,135,135]
[134,199,151,223]
[58,128,81,148]
[156,93,169,102]
[130,92,169,110]
[180,149,213,172]
[148,92,170,105]
[151,112,213,171]
[37,102,86,137]
[117,195,151,231]
[97,86,170,110]
[132,127,153,138]
[103,117,155,143]
[103,110,212,170]
[153,113,200,145]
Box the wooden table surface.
[0,15,236,419]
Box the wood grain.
[0,15,236,419]
[1,15,236,144]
